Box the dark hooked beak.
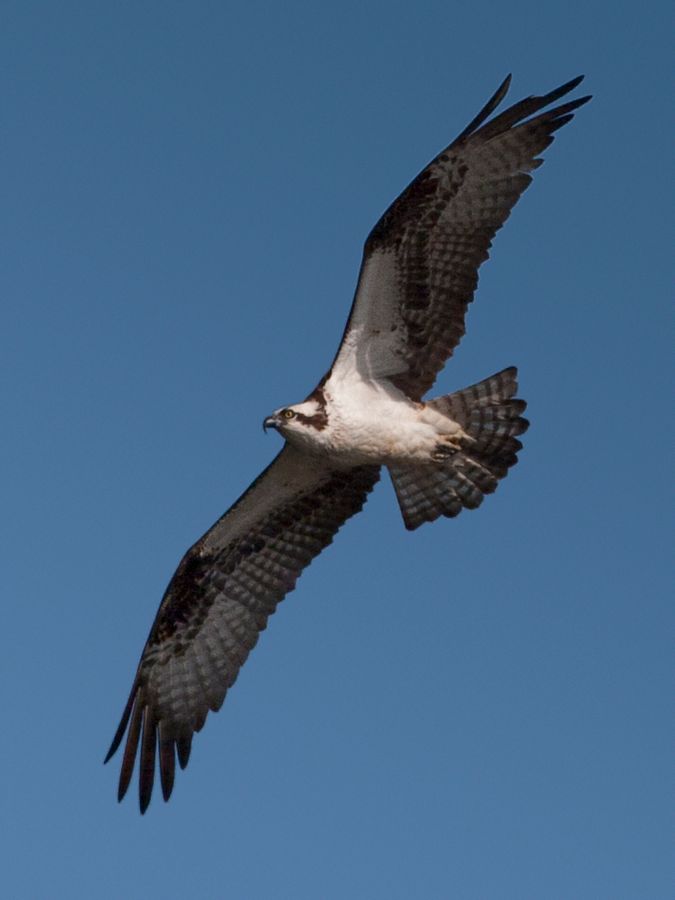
[262,416,277,433]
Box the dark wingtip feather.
[159,731,176,803]
[103,741,119,766]
[542,74,585,104]
[549,95,592,117]
[117,697,142,803]
[139,707,157,814]
[176,733,193,770]
[468,74,590,144]
[455,73,512,142]
[104,685,137,764]
[547,113,575,133]
[566,94,592,112]
[496,73,512,100]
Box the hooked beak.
[262,415,277,433]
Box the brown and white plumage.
[331,74,588,397]
[390,367,528,530]
[106,448,379,812]
[106,75,589,811]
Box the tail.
[389,367,529,530]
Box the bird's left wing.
[105,445,379,812]
[329,75,590,399]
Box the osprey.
[106,75,590,811]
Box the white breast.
[316,375,447,465]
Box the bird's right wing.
[105,445,380,812]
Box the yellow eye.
[282,408,295,419]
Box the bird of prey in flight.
[105,75,590,812]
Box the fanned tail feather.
[389,367,529,530]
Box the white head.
[262,395,328,445]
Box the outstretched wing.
[105,446,379,812]
[330,75,590,399]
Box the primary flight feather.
[106,75,590,812]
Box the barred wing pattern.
[332,75,590,399]
[389,367,529,530]
[105,447,380,812]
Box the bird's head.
[263,398,328,442]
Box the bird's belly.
[323,399,439,465]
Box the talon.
[432,444,458,462]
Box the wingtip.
[104,725,124,765]
[542,74,588,107]
[176,734,193,769]
[549,74,585,98]
[104,682,137,765]
[455,73,514,142]
[565,74,584,90]
[103,727,126,765]
[495,73,512,104]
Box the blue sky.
[3,2,671,898]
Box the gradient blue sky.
[3,2,671,898]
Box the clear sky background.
[3,2,671,898]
